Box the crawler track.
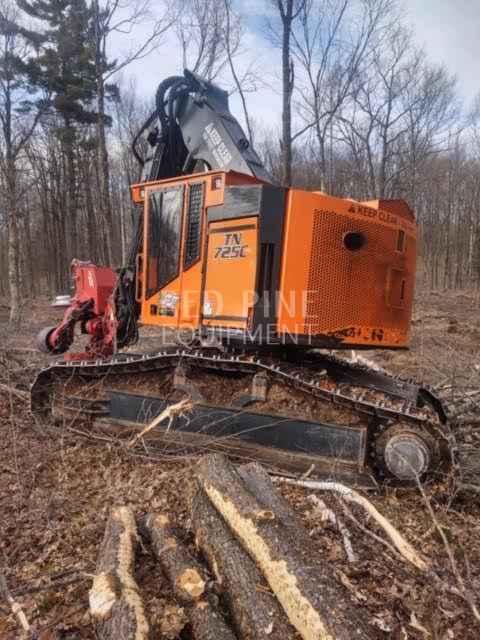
[31,347,455,483]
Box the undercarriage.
[31,344,454,487]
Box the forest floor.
[1,290,480,639]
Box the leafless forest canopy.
[0,0,479,318]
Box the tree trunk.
[191,488,293,639]
[63,130,78,260]
[143,512,207,604]
[7,202,21,324]
[97,86,113,266]
[196,454,377,640]
[141,512,237,640]
[89,506,150,640]
[189,600,237,640]
[281,5,293,187]
[94,0,113,266]
[7,160,21,325]
[237,462,303,531]
[82,152,100,263]
[23,198,35,298]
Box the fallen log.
[143,512,206,604]
[239,463,357,563]
[237,461,304,530]
[191,488,293,639]
[189,600,238,640]
[89,506,150,640]
[196,454,377,640]
[142,512,237,639]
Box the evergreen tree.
[17,0,98,126]
[17,0,117,259]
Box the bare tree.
[223,0,256,144]
[267,0,306,186]
[111,77,151,263]
[176,0,240,81]
[398,63,458,207]
[175,0,258,145]
[291,0,392,191]
[0,1,46,323]
[339,26,456,198]
[91,0,176,264]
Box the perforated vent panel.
[184,182,204,269]
[305,210,414,335]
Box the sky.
[403,0,478,104]
[109,0,479,133]
[109,0,282,129]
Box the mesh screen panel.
[305,209,414,335]
[184,182,204,269]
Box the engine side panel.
[278,190,416,348]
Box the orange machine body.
[131,170,416,349]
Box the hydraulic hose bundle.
[132,72,202,181]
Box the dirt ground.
[1,290,480,639]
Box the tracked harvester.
[32,70,452,485]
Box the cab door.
[142,184,185,326]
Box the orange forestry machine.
[33,70,448,485]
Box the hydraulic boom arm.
[132,69,272,183]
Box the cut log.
[89,506,150,640]
[141,512,237,639]
[192,488,293,639]
[239,462,358,563]
[196,454,378,640]
[238,464,358,564]
[189,600,238,640]
[237,462,304,530]
[143,512,206,604]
